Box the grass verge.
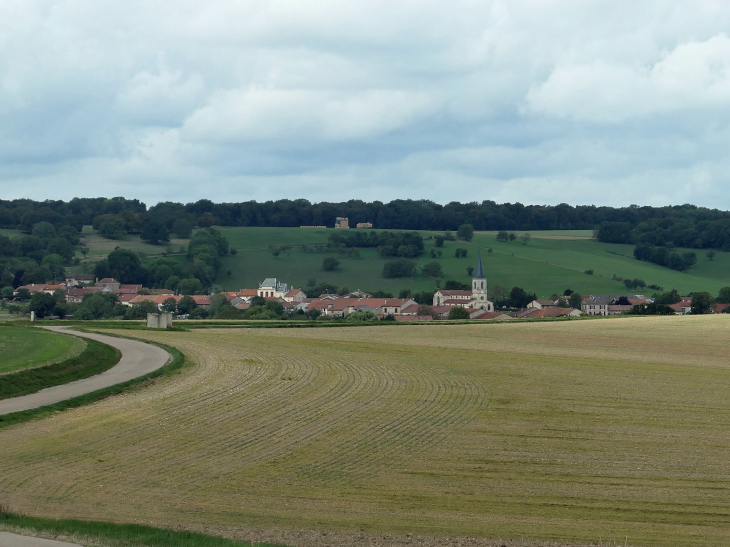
[0,338,120,400]
[0,508,278,547]
[0,340,186,430]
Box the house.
[257,278,290,299]
[14,283,50,295]
[96,278,121,291]
[191,295,211,309]
[284,288,307,303]
[668,300,693,315]
[116,284,143,295]
[473,311,513,320]
[65,273,94,286]
[356,222,373,229]
[433,255,494,312]
[527,299,557,309]
[716,303,730,314]
[334,217,349,229]
[513,308,581,319]
[65,287,100,303]
[581,294,650,316]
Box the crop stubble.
[0,316,729,546]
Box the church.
[432,254,494,312]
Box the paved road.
[0,532,82,546]
[0,327,170,415]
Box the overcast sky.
[1,1,730,208]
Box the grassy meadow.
[0,326,85,374]
[212,227,730,297]
[1,316,730,545]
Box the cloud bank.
[1,0,729,207]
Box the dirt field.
[1,317,729,546]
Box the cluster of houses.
[11,257,728,319]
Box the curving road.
[0,327,170,416]
[0,328,171,546]
[0,532,82,546]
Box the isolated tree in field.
[457,224,474,242]
[422,261,443,278]
[466,266,474,276]
[435,236,444,247]
[322,256,340,271]
[487,248,493,254]
[448,307,470,320]
[508,232,516,241]
[706,250,716,261]
[519,233,531,245]
[717,287,730,304]
[690,292,716,314]
[496,231,509,242]
[454,248,468,258]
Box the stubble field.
[1,316,729,546]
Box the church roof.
[474,253,485,279]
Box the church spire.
[474,253,485,279]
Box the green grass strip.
[0,341,185,430]
[0,338,120,400]
[0,510,284,547]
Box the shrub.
[448,307,470,320]
[382,259,416,278]
[455,248,468,258]
[422,261,443,278]
[322,256,340,271]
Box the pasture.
[0,326,85,374]
[1,316,729,546]
[214,227,730,297]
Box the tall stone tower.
[472,253,492,311]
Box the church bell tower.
[472,253,492,311]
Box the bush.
[455,248,468,258]
[584,269,594,275]
[448,307,470,320]
[322,256,340,271]
[422,261,443,278]
[382,259,416,278]
[457,224,474,242]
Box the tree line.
[5,197,730,235]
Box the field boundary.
[0,336,120,400]
[0,338,186,429]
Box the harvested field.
[1,316,730,546]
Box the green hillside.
[212,227,730,298]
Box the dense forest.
[1,197,729,242]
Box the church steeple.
[474,253,485,279]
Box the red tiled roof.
[97,278,118,284]
[286,288,304,296]
[191,295,211,305]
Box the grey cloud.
[1,1,730,208]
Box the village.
[11,254,727,320]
